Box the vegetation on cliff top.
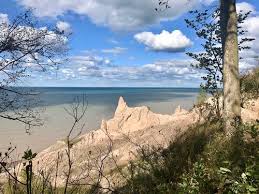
[114,119,258,194]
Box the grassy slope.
[114,120,259,194]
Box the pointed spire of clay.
[101,119,107,130]
[174,105,188,115]
[115,96,128,116]
[174,105,182,114]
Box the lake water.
[0,87,199,153]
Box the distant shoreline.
[0,88,199,153]
[9,86,200,89]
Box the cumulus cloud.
[202,0,216,6]
[236,2,256,14]
[0,22,68,72]
[0,13,8,24]
[134,30,193,52]
[56,21,71,34]
[61,68,75,79]
[84,59,200,82]
[59,52,202,85]
[17,0,201,31]
[102,47,127,55]
[70,55,111,67]
[237,2,259,71]
[241,17,259,37]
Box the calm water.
[0,87,199,152]
[23,87,199,107]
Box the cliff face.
[32,97,201,187]
[101,96,192,133]
[3,97,258,188]
[241,99,259,122]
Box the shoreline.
[1,96,259,188]
[0,94,198,154]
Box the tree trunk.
[220,0,241,137]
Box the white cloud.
[102,47,127,55]
[18,0,200,31]
[0,13,8,24]
[108,38,119,44]
[60,52,202,84]
[238,3,259,71]
[61,68,75,79]
[69,55,112,67]
[85,59,200,82]
[56,21,71,34]
[134,30,193,52]
[0,24,68,72]
[242,16,259,37]
[202,0,216,6]
[236,2,256,14]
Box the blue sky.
[1,0,259,87]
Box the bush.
[178,122,259,194]
[241,67,259,107]
[195,88,208,106]
[114,120,259,194]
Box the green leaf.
[219,167,231,173]
[246,185,257,192]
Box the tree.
[185,8,254,117]
[0,10,68,131]
[157,0,242,136]
[220,0,240,136]
[0,97,87,194]
[0,10,68,192]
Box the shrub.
[114,120,259,194]
[241,67,259,107]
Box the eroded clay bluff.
[32,96,201,187]
[5,97,259,188]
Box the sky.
[0,0,259,87]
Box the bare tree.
[63,96,87,194]
[0,9,69,194]
[0,10,68,130]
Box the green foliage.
[2,122,258,194]
[178,122,259,194]
[114,121,259,194]
[241,67,259,107]
[2,173,53,194]
[2,179,93,194]
[22,149,37,161]
[195,88,207,106]
[185,8,254,96]
[86,183,102,194]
